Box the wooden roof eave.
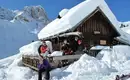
[41,31,82,41]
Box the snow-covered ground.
[1,0,130,79]
[0,43,130,80]
[0,6,50,59]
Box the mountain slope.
[0,7,15,20]
[13,5,49,23]
[0,6,50,59]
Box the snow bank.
[0,49,38,80]
[50,54,115,80]
[50,51,63,56]
[51,45,130,80]
[20,40,53,56]
[19,41,42,56]
[91,45,110,50]
[7,66,37,80]
[66,54,112,74]
[121,21,130,34]
[1,44,130,80]
[3,54,38,80]
[97,45,130,71]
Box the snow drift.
[1,43,130,80]
[121,21,130,34]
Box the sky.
[0,0,130,22]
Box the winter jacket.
[38,44,50,57]
[40,45,48,53]
[37,59,51,70]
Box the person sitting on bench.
[37,40,51,80]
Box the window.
[100,40,106,45]
[94,31,100,34]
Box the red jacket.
[40,45,47,53]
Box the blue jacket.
[37,59,51,70]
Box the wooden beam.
[23,62,38,71]
[52,54,82,61]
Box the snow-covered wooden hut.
[38,0,130,51]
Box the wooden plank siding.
[51,10,120,51]
[75,11,119,47]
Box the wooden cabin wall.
[75,11,119,47]
[52,11,120,51]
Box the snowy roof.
[59,8,69,18]
[38,0,130,45]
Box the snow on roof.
[116,31,130,45]
[118,22,130,45]
[38,0,119,39]
[19,41,42,56]
[59,8,69,18]
[59,32,82,37]
[38,0,130,45]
